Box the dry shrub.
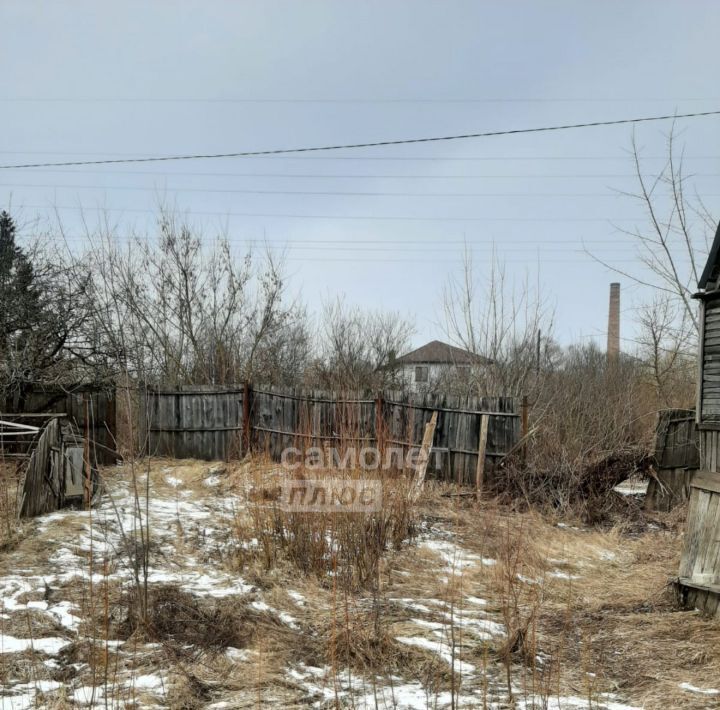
[235,465,416,589]
[329,610,453,692]
[119,584,270,651]
[496,345,671,519]
[487,518,550,699]
[165,673,214,710]
[494,450,653,524]
[0,461,24,550]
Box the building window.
[415,366,429,383]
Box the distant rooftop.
[392,340,491,366]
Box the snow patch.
[679,682,720,696]
[395,635,475,674]
[420,539,495,573]
[0,634,71,655]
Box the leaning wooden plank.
[475,414,489,500]
[20,418,60,518]
[677,576,720,596]
[679,489,712,578]
[691,470,720,495]
[411,411,438,500]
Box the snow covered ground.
[0,460,642,709]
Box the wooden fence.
[646,408,699,511]
[143,385,520,483]
[1,384,117,464]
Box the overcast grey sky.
[1,1,719,350]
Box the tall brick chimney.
[607,282,620,362]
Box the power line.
[5,170,720,180]
[36,237,650,252]
[11,204,665,222]
[41,236,665,247]
[29,237,661,263]
[0,151,718,161]
[275,256,671,264]
[32,232,684,262]
[6,183,712,198]
[2,109,719,170]
[1,96,719,104]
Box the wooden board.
[475,414,489,500]
[412,411,437,499]
[691,470,720,494]
[678,481,720,615]
[20,418,61,517]
[645,467,693,512]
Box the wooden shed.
[678,221,720,614]
[18,416,99,518]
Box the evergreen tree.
[0,211,41,361]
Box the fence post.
[242,381,253,456]
[83,393,92,509]
[375,393,384,457]
[475,414,489,501]
[521,395,529,463]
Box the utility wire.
[8,170,720,179]
[13,204,668,221]
[2,110,719,170]
[1,96,719,103]
[8,183,716,198]
[46,236,661,247]
[44,236,649,251]
[1,152,718,160]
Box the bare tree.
[313,297,414,391]
[75,211,308,387]
[590,126,715,337]
[442,248,556,397]
[634,295,695,408]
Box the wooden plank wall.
[678,428,720,609]
[679,461,720,583]
[379,391,518,483]
[654,410,699,470]
[701,299,720,421]
[700,428,720,471]
[145,386,244,461]
[646,409,699,511]
[144,385,520,483]
[19,417,98,518]
[677,268,720,613]
[1,385,117,464]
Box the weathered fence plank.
[144,385,520,483]
[146,386,243,461]
[646,409,699,512]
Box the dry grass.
[119,584,259,651]
[2,456,720,708]
[0,461,25,551]
[228,460,417,590]
[409,488,720,709]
